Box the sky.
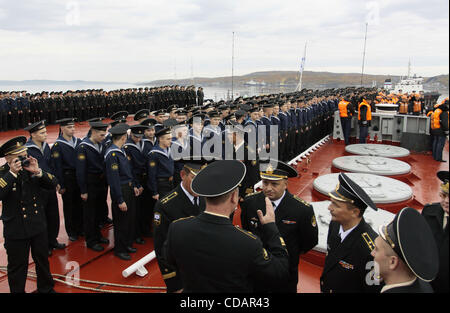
[0,0,448,82]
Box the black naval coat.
[162,212,290,293]
[422,202,449,293]
[320,219,382,293]
[0,164,58,239]
[240,191,318,292]
[153,184,206,292]
[382,278,433,293]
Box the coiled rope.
[0,266,167,293]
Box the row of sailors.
[0,85,202,132]
[5,92,337,259]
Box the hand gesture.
[257,197,275,225]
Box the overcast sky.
[0,0,448,82]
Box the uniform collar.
[381,278,416,293]
[271,191,286,211]
[180,182,196,205]
[339,223,359,242]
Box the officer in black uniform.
[161,160,290,293]
[320,172,381,293]
[374,207,439,293]
[421,171,449,293]
[75,121,110,252]
[0,136,56,293]
[241,160,318,292]
[153,157,209,292]
[105,123,139,261]
[51,118,83,242]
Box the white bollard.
[122,251,156,278]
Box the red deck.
[0,120,448,293]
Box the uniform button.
[34,203,37,207]
[35,211,38,214]
[23,215,27,218]
[22,208,26,211]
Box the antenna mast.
[231,31,235,101]
[360,22,368,87]
[295,41,307,92]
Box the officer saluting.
[241,160,318,293]
[0,136,57,293]
[373,207,439,293]
[162,160,290,292]
[105,123,140,260]
[153,157,209,292]
[320,172,381,293]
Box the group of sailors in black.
[0,85,203,132]
[0,86,447,294]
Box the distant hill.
[139,71,449,91]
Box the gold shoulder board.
[294,195,311,207]
[245,190,261,198]
[161,191,178,204]
[361,232,375,251]
[234,225,257,240]
[173,216,194,223]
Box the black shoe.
[52,242,66,250]
[68,235,78,242]
[104,218,113,224]
[99,237,110,244]
[87,244,104,252]
[135,238,145,245]
[126,246,137,253]
[115,252,131,260]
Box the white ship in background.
[384,61,424,94]
[244,79,266,86]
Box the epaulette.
[245,190,261,198]
[294,195,312,207]
[160,191,178,204]
[361,232,375,251]
[234,225,257,240]
[0,165,6,172]
[172,216,194,223]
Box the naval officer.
[162,160,290,292]
[153,157,209,292]
[373,207,439,293]
[0,136,57,293]
[320,172,382,293]
[421,171,449,293]
[240,160,318,292]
